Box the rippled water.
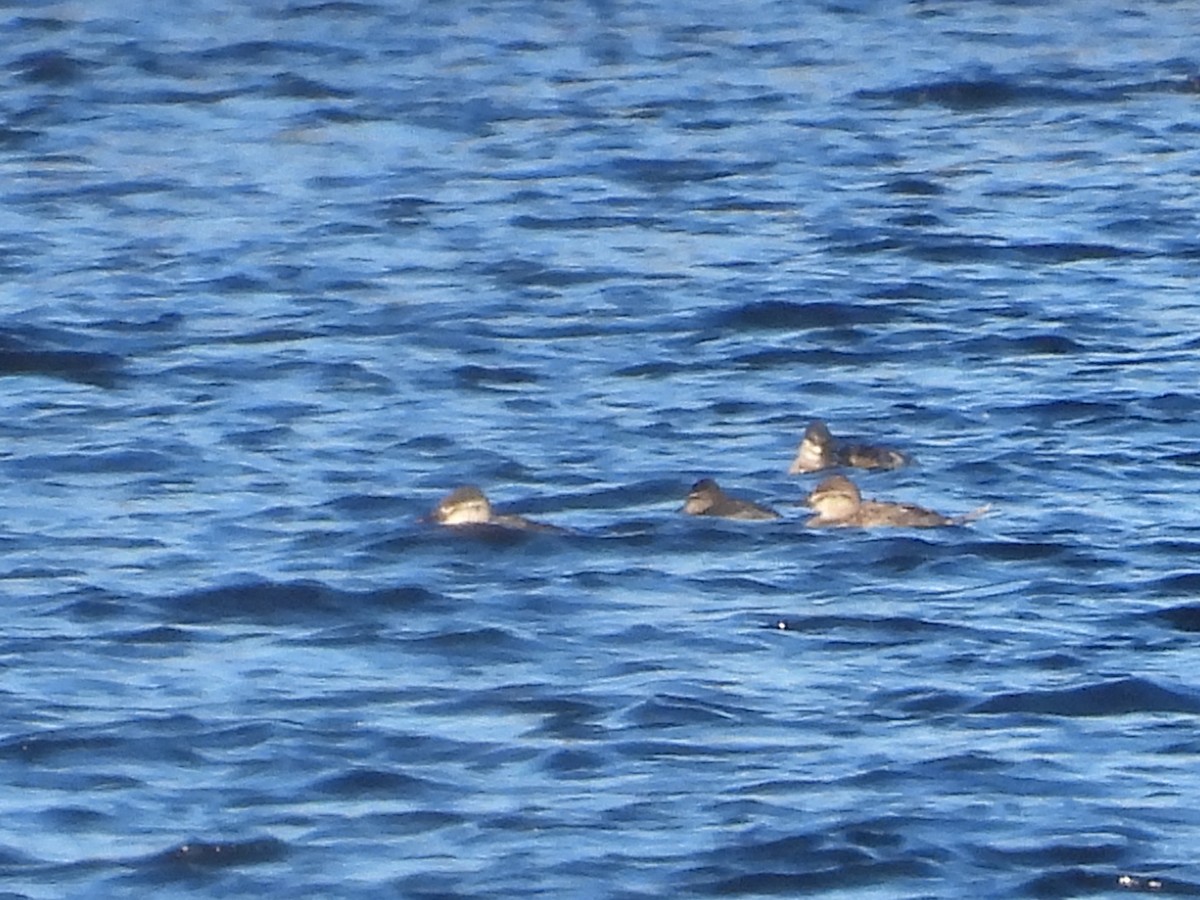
[3,3,1200,897]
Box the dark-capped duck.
[682,478,780,521]
[804,475,986,528]
[430,485,564,532]
[788,420,907,475]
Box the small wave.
[697,822,942,895]
[703,859,940,895]
[14,49,95,85]
[0,125,39,149]
[358,809,468,836]
[10,449,177,476]
[906,238,1134,265]
[733,347,892,368]
[1153,604,1200,632]
[159,578,437,624]
[454,364,541,389]
[224,326,321,346]
[856,77,1095,110]
[146,837,287,871]
[194,39,360,65]
[972,677,1200,716]
[882,177,944,196]
[406,626,538,663]
[0,343,122,387]
[773,614,963,641]
[137,86,243,105]
[510,213,648,231]
[540,747,609,775]
[1150,574,1200,598]
[1142,393,1200,418]
[869,536,962,573]
[622,694,742,728]
[374,194,436,229]
[876,687,970,715]
[266,72,352,100]
[959,334,1087,357]
[971,835,1128,870]
[612,359,693,378]
[889,211,943,228]
[1004,241,1136,264]
[996,398,1128,425]
[606,155,736,188]
[480,257,619,288]
[864,280,957,301]
[0,731,123,765]
[115,625,195,645]
[312,768,448,800]
[1023,867,1200,897]
[712,299,905,331]
[965,540,1072,562]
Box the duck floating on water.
[430,485,564,533]
[804,475,987,528]
[788,420,908,474]
[681,478,780,521]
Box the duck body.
[789,420,907,475]
[682,478,780,521]
[804,475,979,528]
[431,485,564,533]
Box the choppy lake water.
[3,3,1200,897]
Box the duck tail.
[950,504,992,525]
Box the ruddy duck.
[682,478,780,520]
[788,420,907,474]
[804,475,985,528]
[430,485,563,532]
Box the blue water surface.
[2,2,1200,897]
